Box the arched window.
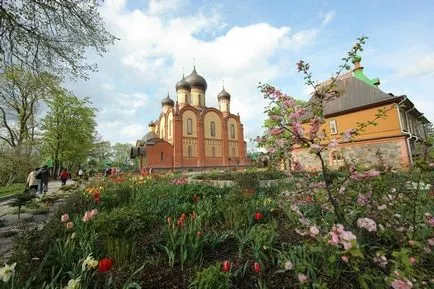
[198,95,201,106]
[331,151,344,167]
[187,94,191,104]
[187,118,193,135]
[230,124,235,138]
[232,147,236,157]
[169,120,172,136]
[160,152,164,161]
[212,147,216,157]
[188,146,192,157]
[210,121,216,137]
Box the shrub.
[189,263,231,289]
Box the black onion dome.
[175,75,191,90]
[217,87,231,100]
[185,66,207,91]
[161,93,174,106]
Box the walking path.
[0,180,76,262]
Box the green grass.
[0,183,26,197]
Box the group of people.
[26,165,50,196]
[26,167,84,196]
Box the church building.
[130,67,249,170]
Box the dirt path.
[0,180,76,262]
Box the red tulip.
[254,211,263,221]
[253,262,261,273]
[98,257,113,272]
[222,260,231,272]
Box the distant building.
[131,67,249,170]
[293,55,431,170]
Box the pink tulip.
[61,214,69,223]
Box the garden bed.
[2,171,433,289]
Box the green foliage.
[93,206,159,241]
[40,89,97,174]
[189,263,231,289]
[0,0,116,78]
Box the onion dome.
[185,66,207,91]
[161,93,174,107]
[217,87,231,101]
[352,54,362,64]
[175,75,191,91]
[141,131,159,143]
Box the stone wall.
[293,139,406,171]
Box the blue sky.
[67,0,434,146]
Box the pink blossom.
[342,128,354,142]
[340,231,357,250]
[309,226,320,236]
[66,222,73,229]
[373,254,388,268]
[357,218,377,232]
[357,192,371,206]
[377,204,387,210]
[309,143,322,153]
[267,147,276,154]
[341,256,349,263]
[298,273,308,284]
[328,232,340,245]
[82,209,98,222]
[391,278,413,289]
[328,139,339,149]
[338,186,346,194]
[293,161,304,172]
[427,238,434,247]
[408,240,415,247]
[61,214,69,223]
[409,257,416,265]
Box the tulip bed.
[1,169,433,289]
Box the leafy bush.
[189,263,231,289]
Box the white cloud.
[121,124,146,137]
[321,10,336,27]
[68,0,331,144]
[393,54,434,78]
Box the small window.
[331,151,344,167]
[329,120,338,135]
[230,124,235,138]
[169,120,172,136]
[187,94,191,104]
[160,152,164,161]
[188,146,192,157]
[198,95,201,105]
[210,121,216,137]
[187,118,193,135]
[212,147,216,157]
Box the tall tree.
[111,142,132,168]
[87,139,112,170]
[41,89,96,175]
[0,0,117,78]
[0,67,58,148]
[0,67,58,183]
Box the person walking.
[59,169,69,186]
[36,165,50,196]
[26,167,40,193]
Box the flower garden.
[0,167,433,289]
